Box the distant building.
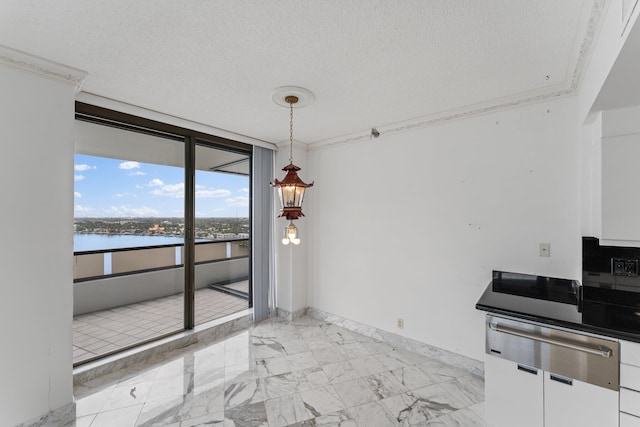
[215,233,237,240]
[148,224,165,233]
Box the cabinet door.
[621,340,640,368]
[602,133,640,241]
[485,354,543,427]
[621,412,640,427]
[543,371,618,427]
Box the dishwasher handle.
[489,323,612,358]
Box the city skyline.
[74,154,250,218]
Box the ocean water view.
[74,233,193,252]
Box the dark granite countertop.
[476,271,640,344]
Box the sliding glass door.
[73,119,186,364]
[193,142,251,326]
[72,106,253,365]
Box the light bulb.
[282,238,290,245]
[292,238,301,245]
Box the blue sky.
[74,154,249,218]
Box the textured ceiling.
[0,1,603,145]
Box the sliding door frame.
[75,102,253,332]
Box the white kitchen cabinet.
[592,105,640,245]
[602,132,640,241]
[485,354,543,427]
[621,388,640,418]
[621,340,640,367]
[621,412,640,427]
[621,340,640,425]
[485,354,618,427]
[544,371,619,427]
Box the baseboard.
[16,401,76,427]
[276,307,308,321]
[307,307,484,377]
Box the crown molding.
[308,86,574,150]
[0,44,87,92]
[275,139,309,151]
[309,0,607,150]
[568,0,608,93]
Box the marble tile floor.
[68,316,485,427]
[73,282,249,364]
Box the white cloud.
[129,171,146,176]
[74,174,85,181]
[107,205,159,217]
[148,180,231,199]
[151,182,185,198]
[74,205,93,216]
[114,192,137,198]
[239,187,249,193]
[191,184,231,198]
[196,188,231,198]
[225,196,249,207]
[75,164,96,171]
[74,192,82,198]
[119,161,141,170]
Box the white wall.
[307,97,581,362]
[0,54,83,424]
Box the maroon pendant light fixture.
[271,87,315,245]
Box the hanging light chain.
[289,100,294,164]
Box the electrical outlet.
[397,318,404,329]
[612,258,639,276]
[539,243,550,257]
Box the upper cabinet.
[602,105,640,243]
[581,0,640,246]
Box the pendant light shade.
[273,163,313,220]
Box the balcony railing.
[72,239,250,316]
[73,239,249,281]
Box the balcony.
[72,239,250,365]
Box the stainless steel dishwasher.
[486,315,619,391]
[485,315,620,427]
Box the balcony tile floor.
[69,316,485,426]
[73,282,249,364]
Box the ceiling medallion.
[271,86,315,108]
